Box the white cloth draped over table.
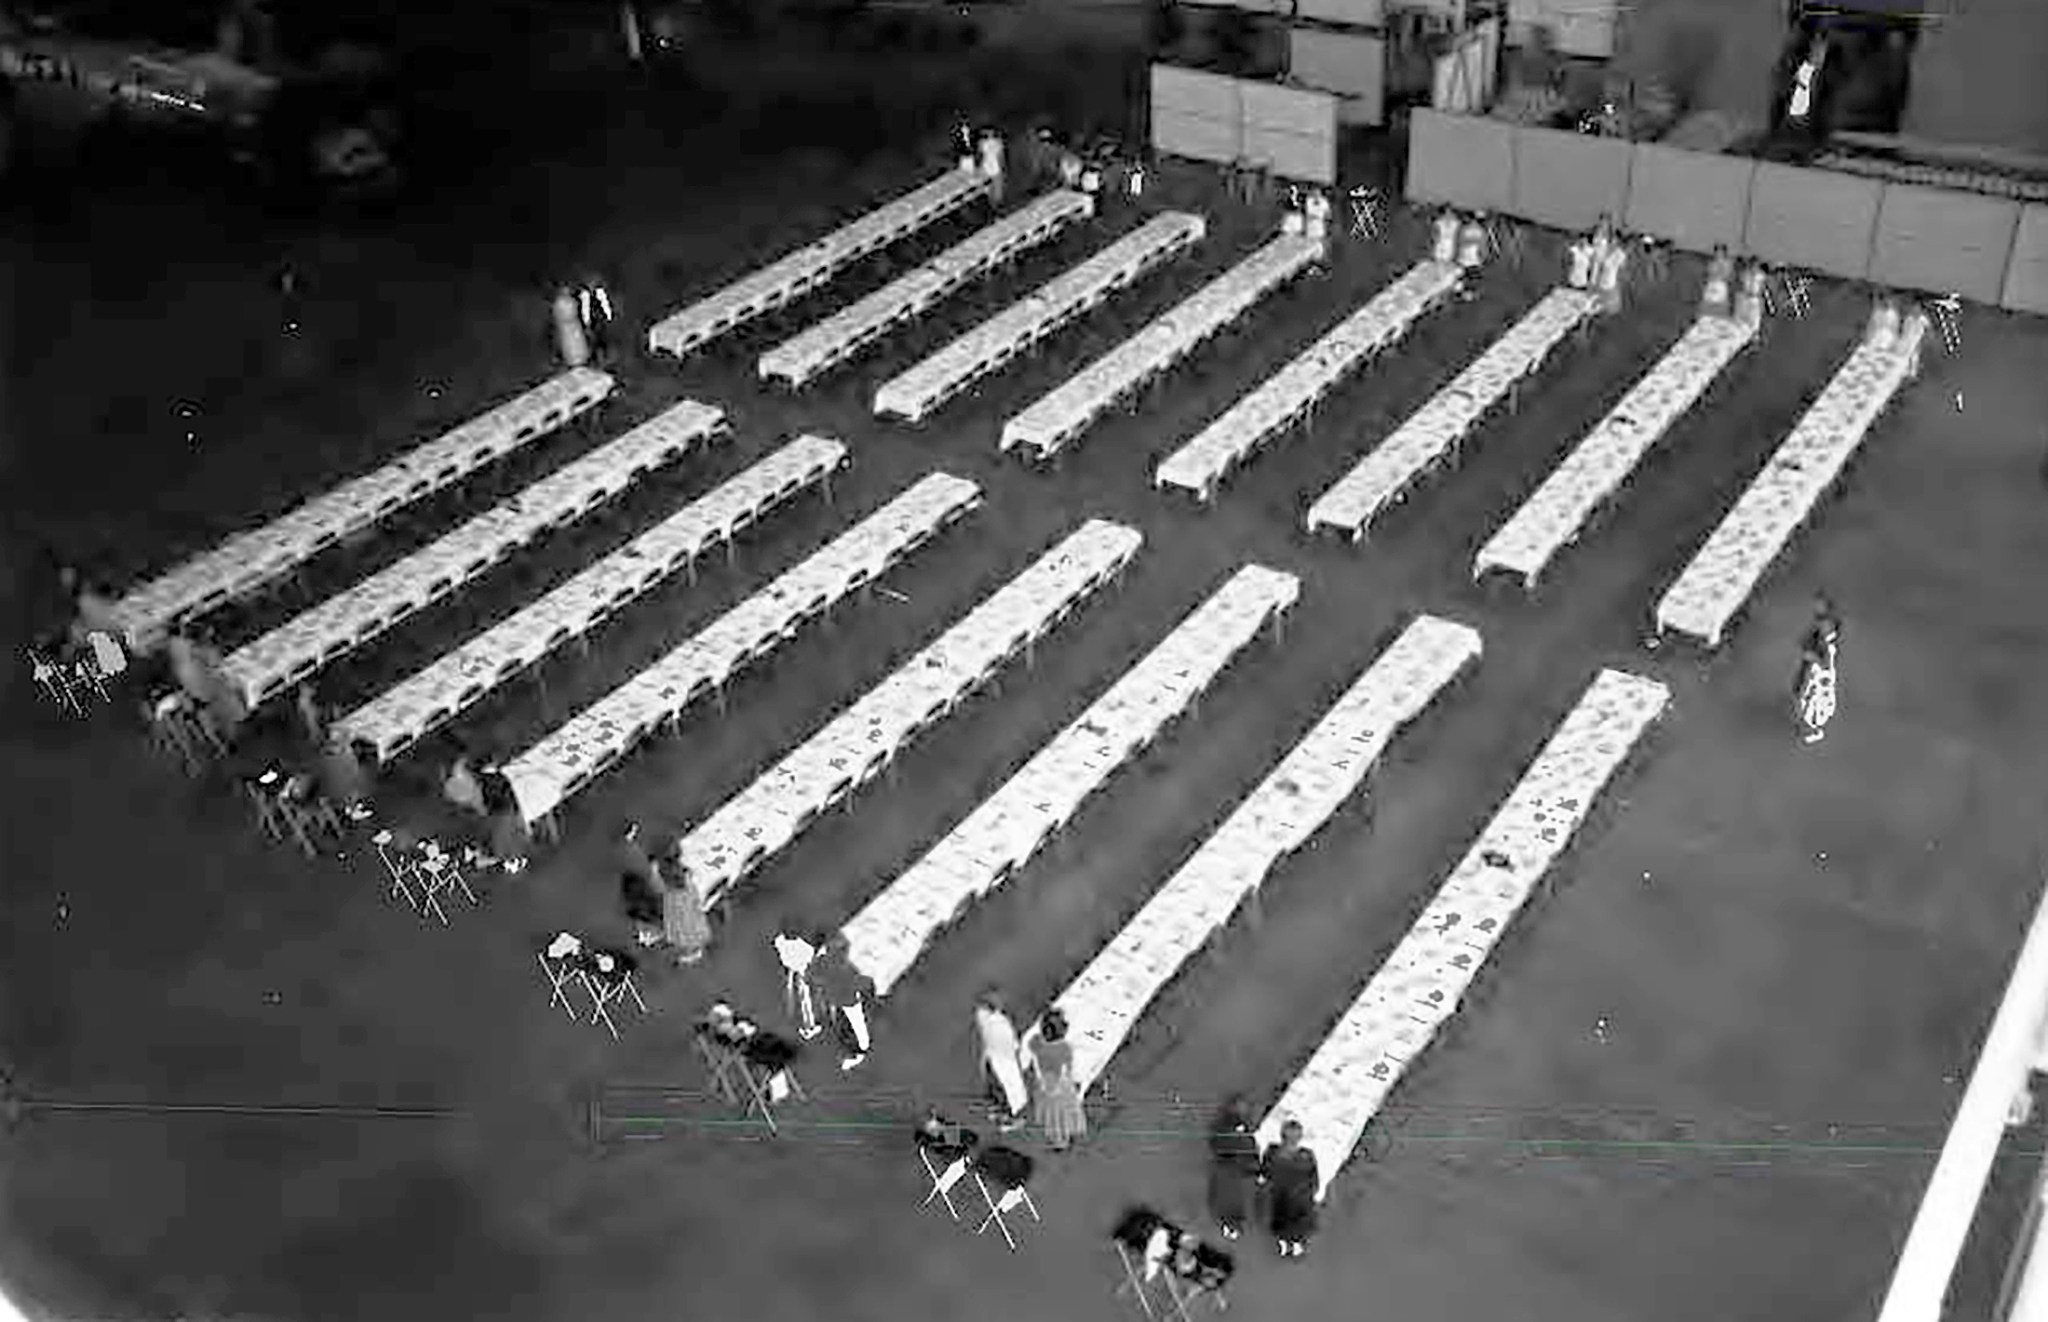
[502,471,983,826]
[874,212,1205,424]
[841,564,1301,998]
[220,399,727,710]
[648,166,993,360]
[1305,287,1603,542]
[758,189,1092,389]
[1473,313,1756,588]
[334,434,847,763]
[1656,318,1925,647]
[675,519,1143,909]
[1154,259,1465,503]
[1044,615,1483,1100]
[109,367,616,652]
[1000,234,1322,462]
[1255,668,1669,1200]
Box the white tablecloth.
[503,471,984,826]
[1306,288,1603,540]
[874,212,1205,423]
[335,434,848,764]
[647,167,993,359]
[1049,614,1484,1097]
[221,399,726,710]
[1656,319,1924,647]
[1256,667,1669,1199]
[758,190,1092,388]
[841,563,1300,995]
[1154,260,1465,502]
[678,519,1144,906]
[1000,234,1323,460]
[1474,314,1755,586]
[110,367,616,651]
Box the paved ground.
[4,17,2048,1322]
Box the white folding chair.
[579,952,649,1040]
[370,829,421,911]
[970,1147,1041,1251]
[694,1027,746,1104]
[917,1135,976,1220]
[246,769,289,841]
[29,648,80,716]
[144,692,201,771]
[1780,271,1813,319]
[278,774,341,858]
[539,934,583,1020]
[1347,186,1382,240]
[415,843,479,922]
[1929,294,1962,355]
[70,655,111,706]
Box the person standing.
[661,859,712,967]
[1794,594,1842,745]
[774,925,822,1040]
[1700,245,1735,319]
[476,760,530,873]
[552,286,590,368]
[1206,1096,1261,1241]
[973,991,1029,1132]
[1456,212,1487,270]
[1733,263,1767,331]
[578,276,616,362]
[617,822,663,946]
[977,129,1005,201]
[1259,1119,1320,1258]
[1432,209,1460,264]
[810,931,874,1071]
[294,682,326,750]
[1023,1009,1087,1151]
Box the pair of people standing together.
[973,992,1088,1151]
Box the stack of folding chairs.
[1111,1206,1233,1319]
[539,933,650,1040]
[374,829,488,926]
[693,1005,806,1133]
[915,1113,1042,1251]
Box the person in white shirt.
[1432,210,1460,263]
[1080,163,1102,205]
[774,925,823,1040]
[973,990,1029,1131]
[1595,240,1628,313]
[1059,149,1083,190]
[577,276,615,360]
[1126,162,1145,199]
[1865,294,1900,350]
[977,129,1005,198]
[443,753,487,817]
[552,286,589,368]
[1700,245,1735,318]
[1303,190,1330,243]
[1456,213,1486,269]
[1733,264,1767,330]
[1566,236,1595,290]
[955,120,976,173]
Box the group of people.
[971,992,1089,1150]
[1563,215,1632,313]
[1431,208,1491,273]
[1281,186,1334,244]
[1696,243,1771,330]
[615,821,713,966]
[552,273,617,370]
[773,923,875,1071]
[432,748,532,872]
[1207,1102,1321,1258]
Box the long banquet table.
[1256,667,1668,1199]
[1153,259,1465,504]
[1473,314,1755,588]
[1655,319,1925,647]
[873,212,1205,424]
[678,518,1144,908]
[1047,614,1484,1096]
[1305,288,1603,541]
[504,471,984,827]
[999,233,1323,462]
[646,166,994,360]
[841,563,1300,997]
[109,367,616,652]
[335,434,848,764]
[757,190,1093,389]
[221,400,727,710]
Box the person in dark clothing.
[618,827,665,946]
[1259,1119,1319,1258]
[808,931,875,1071]
[1207,1096,1261,1241]
[476,762,530,873]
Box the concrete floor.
[4,20,2048,1322]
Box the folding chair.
[370,829,421,911]
[970,1145,1040,1250]
[1346,186,1382,240]
[278,774,342,859]
[1161,1244,1233,1320]
[694,1026,746,1103]
[1484,215,1523,266]
[416,842,479,920]
[29,647,80,716]
[915,1122,980,1221]
[539,934,584,1020]
[578,949,648,1040]
[1111,1206,1171,1317]
[718,1032,806,1135]
[70,654,111,706]
[1635,235,1671,286]
[1780,271,1812,319]
[246,769,290,841]
[144,691,201,771]
[1929,294,1962,355]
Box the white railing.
[1877,873,2048,1322]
